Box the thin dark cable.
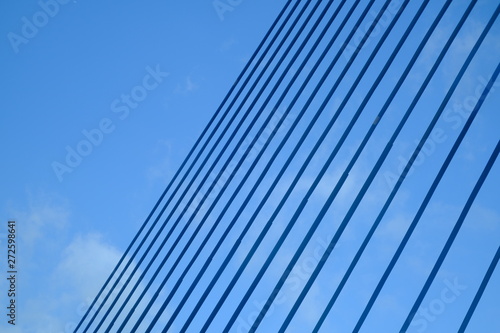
[296,1,447,331]
[459,244,500,333]
[269,4,441,333]
[313,6,493,333]
[290,1,481,331]
[399,64,500,332]
[246,1,454,331]
[200,1,395,331]
[354,3,497,331]
[121,1,334,331]
[70,0,290,333]
[129,1,347,331]
[240,1,419,332]
[80,2,301,332]
[401,141,500,332]
[175,2,366,332]
[400,67,500,330]
[103,1,311,331]
[105,2,322,331]
[209,1,386,330]
[72,2,293,332]
[85,3,301,333]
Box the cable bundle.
[74,1,500,332]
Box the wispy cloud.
[376,213,412,241]
[56,233,123,301]
[174,76,199,94]
[220,37,238,52]
[13,233,122,332]
[8,191,69,251]
[146,139,174,185]
[3,192,156,332]
[465,203,500,232]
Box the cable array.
[74,1,500,332]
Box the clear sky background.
[0,0,499,332]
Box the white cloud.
[3,233,123,333]
[174,76,199,94]
[3,191,159,332]
[297,282,324,326]
[8,191,69,251]
[15,231,158,332]
[56,233,122,301]
[146,139,174,185]
[377,213,411,240]
[220,37,238,52]
[465,203,500,232]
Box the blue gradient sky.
[0,1,499,332]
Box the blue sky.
[0,0,499,332]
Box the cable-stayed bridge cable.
[353,3,498,331]
[76,1,298,332]
[243,1,470,331]
[116,1,335,331]
[127,1,349,331]
[99,1,327,331]
[399,66,500,330]
[172,2,371,331]
[459,244,500,333]
[73,2,293,332]
[196,1,400,331]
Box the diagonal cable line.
[196,1,401,331]
[72,2,294,331]
[399,64,500,332]
[103,1,328,331]
[182,0,376,331]
[170,2,372,331]
[77,2,499,332]
[459,244,500,333]
[76,1,297,331]
[245,0,466,331]
[401,138,500,332]
[118,1,338,331]
[229,0,420,331]
[275,1,483,331]
[98,1,314,331]
[321,50,497,333]
[270,3,449,332]
[81,1,305,332]
[314,12,497,331]
[297,1,463,331]
[353,4,499,331]
[131,1,350,331]
[197,0,383,330]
